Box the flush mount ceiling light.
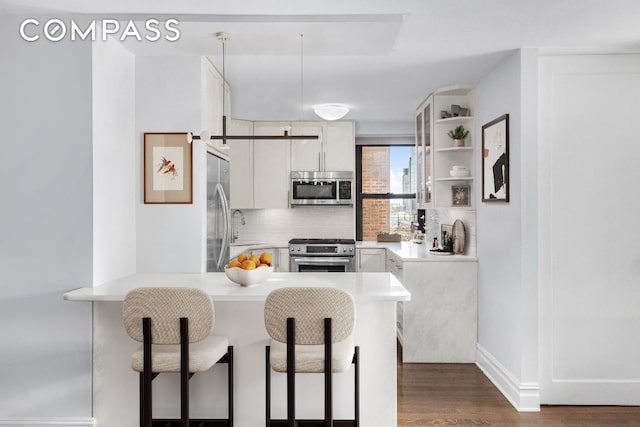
[188,32,318,146]
[313,104,350,121]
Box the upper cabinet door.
[291,121,322,171]
[228,119,254,210]
[205,59,224,136]
[323,121,355,172]
[253,122,291,209]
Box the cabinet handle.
[318,152,321,171]
[323,152,326,171]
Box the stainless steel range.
[289,238,356,272]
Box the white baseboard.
[0,418,94,426]
[476,344,540,412]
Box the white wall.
[92,38,137,285]
[0,14,93,422]
[473,49,540,410]
[135,56,207,272]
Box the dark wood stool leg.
[355,346,360,427]
[139,373,144,427]
[180,318,189,427]
[143,317,152,427]
[286,317,295,427]
[266,346,271,427]
[324,318,333,427]
[228,346,234,427]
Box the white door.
[539,54,640,404]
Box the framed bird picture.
[144,133,193,203]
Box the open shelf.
[436,147,473,153]
[436,177,474,182]
[435,116,474,125]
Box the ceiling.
[3,0,640,135]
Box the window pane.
[362,199,416,241]
[362,146,415,195]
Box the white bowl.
[452,165,468,171]
[225,265,273,286]
[449,169,470,177]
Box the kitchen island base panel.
[93,300,397,427]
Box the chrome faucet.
[231,209,246,243]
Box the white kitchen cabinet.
[356,248,386,272]
[275,248,290,272]
[253,122,291,209]
[323,121,355,172]
[204,58,230,137]
[415,96,432,207]
[290,121,354,172]
[387,250,478,363]
[416,86,475,208]
[228,119,254,210]
[291,122,322,171]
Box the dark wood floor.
[397,363,640,426]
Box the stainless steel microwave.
[290,171,354,205]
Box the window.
[356,145,416,241]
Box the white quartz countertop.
[64,272,411,302]
[357,240,478,262]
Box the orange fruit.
[227,260,241,268]
[259,252,273,265]
[249,254,260,265]
[241,260,256,270]
[237,253,248,263]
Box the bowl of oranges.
[224,252,273,286]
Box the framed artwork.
[482,114,509,202]
[144,133,193,204]
[452,184,470,206]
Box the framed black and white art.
[482,114,509,202]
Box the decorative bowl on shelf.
[224,266,273,286]
[449,167,470,177]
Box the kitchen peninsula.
[64,272,410,427]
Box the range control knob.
[343,248,347,253]
[349,247,354,252]
[296,247,301,252]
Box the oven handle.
[291,257,352,264]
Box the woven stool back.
[123,287,214,345]
[264,287,355,345]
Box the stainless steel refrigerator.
[207,151,231,272]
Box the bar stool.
[264,287,360,427]
[123,287,233,427]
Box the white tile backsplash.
[424,208,476,256]
[232,206,475,256]
[233,206,355,243]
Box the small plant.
[442,232,456,248]
[447,125,469,140]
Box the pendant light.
[188,32,318,145]
[314,104,350,121]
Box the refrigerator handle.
[215,184,231,270]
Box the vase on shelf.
[453,139,465,147]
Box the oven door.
[290,256,355,273]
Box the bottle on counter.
[432,237,438,249]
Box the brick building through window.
[356,145,416,241]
